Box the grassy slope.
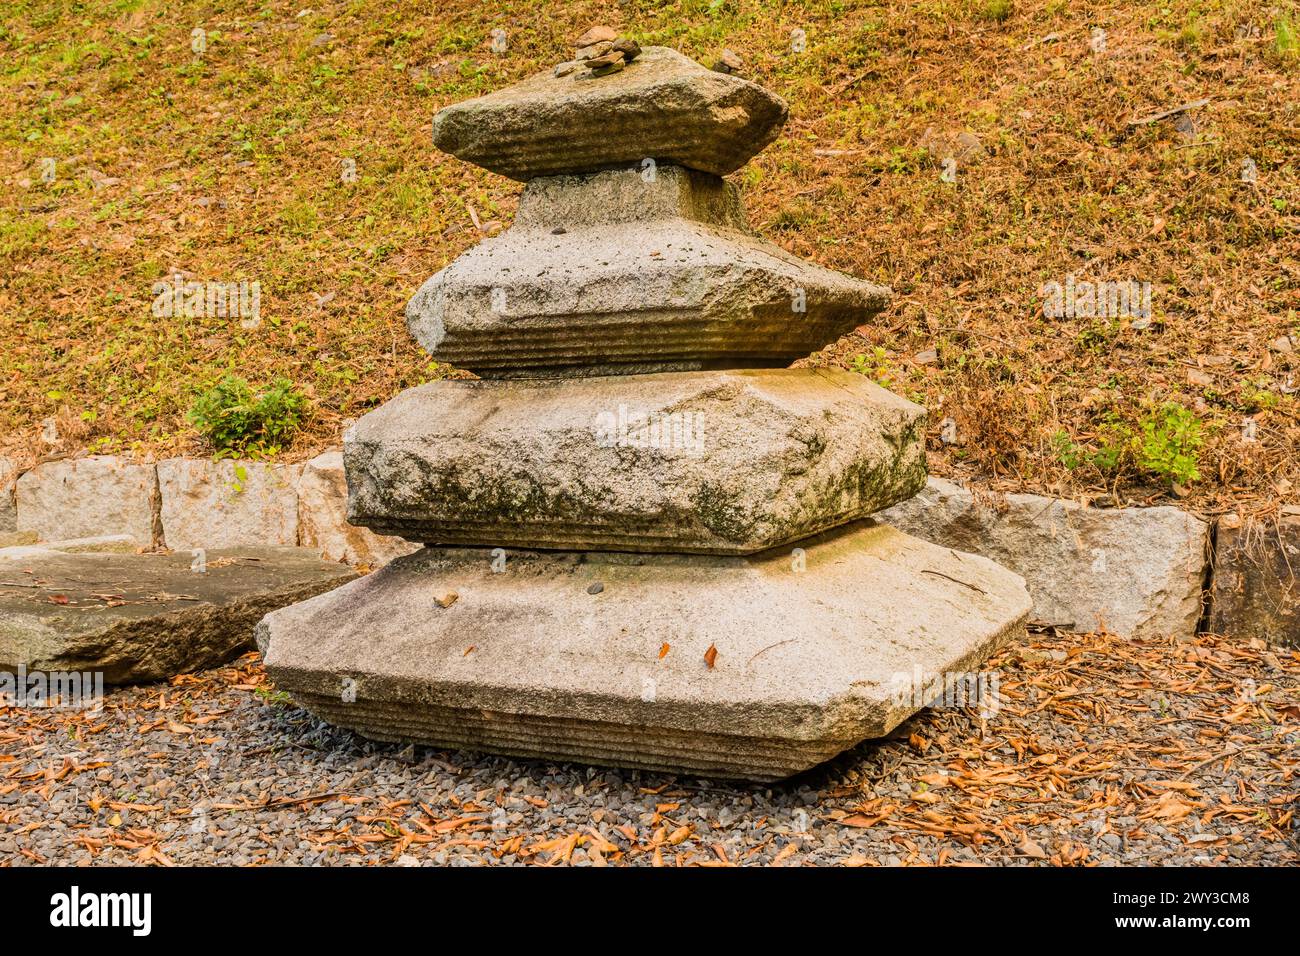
[1,0,1297,513]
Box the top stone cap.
[430,46,788,181]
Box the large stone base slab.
[0,547,356,683]
[257,521,1030,781]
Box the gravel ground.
[2,627,1296,867]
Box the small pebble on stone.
[575,25,618,48]
[585,51,626,70]
[587,59,625,77]
[576,40,615,61]
[612,38,641,63]
[713,49,743,74]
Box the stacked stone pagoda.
[256,42,1031,781]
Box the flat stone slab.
[880,477,1209,638]
[430,46,788,180]
[257,521,1030,781]
[0,547,356,683]
[1209,512,1300,648]
[345,368,926,554]
[407,166,891,378]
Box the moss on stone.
[691,482,757,542]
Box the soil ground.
[2,629,1296,866]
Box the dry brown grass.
[1,0,1297,514]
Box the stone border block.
[15,456,160,547]
[880,477,1210,638]
[158,458,301,552]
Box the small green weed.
[187,375,307,455]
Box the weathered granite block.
[257,521,1030,781]
[298,451,420,568]
[430,46,788,180]
[16,456,160,547]
[345,368,926,554]
[0,547,356,683]
[1209,512,1300,648]
[158,459,300,551]
[0,457,15,532]
[407,165,891,378]
[880,477,1209,638]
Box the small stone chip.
[576,40,614,61]
[436,591,459,608]
[588,59,625,77]
[575,25,618,48]
[584,51,625,69]
[587,582,604,595]
[553,60,580,77]
[713,49,743,73]
[612,38,641,62]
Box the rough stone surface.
[158,459,301,552]
[15,456,160,547]
[0,530,38,548]
[407,165,891,378]
[345,368,926,554]
[514,164,747,231]
[1208,513,1300,648]
[0,457,15,532]
[258,520,1031,781]
[0,547,356,683]
[879,477,1209,638]
[430,46,788,180]
[0,534,138,561]
[298,451,420,568]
